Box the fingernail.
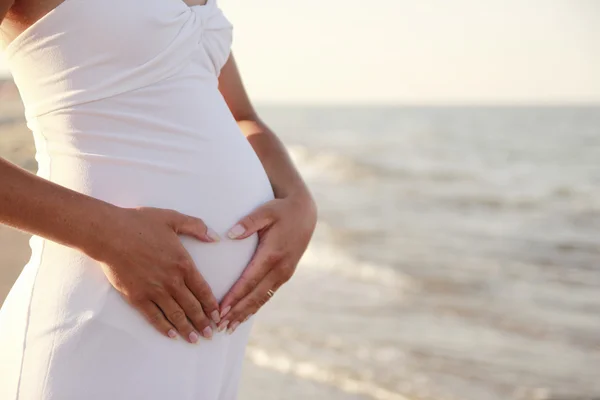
[206,228,220,242]
[189,331,199,344]
[168,329,178,339]
[211,310,221,324]
[227,224,245,239]
[227,321,240,335]
[202,326,213,339]
[220,305,231,318]
[218,320,229,332]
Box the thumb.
[227,203,276,240]
[169,211,220,243]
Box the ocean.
[238,106,600,400]
[1,103,599,400]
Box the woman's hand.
[87,207,222,343]
[217,192,317,333]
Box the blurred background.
[1,0,599,399]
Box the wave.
[287,144,597,212]
[300,241,415,291]
[246,345,412,400]
[288,144,381,182]
[287,144,473,184]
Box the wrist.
[76,201,125,262]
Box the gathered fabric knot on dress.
[190,0,234,76]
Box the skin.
[0,0,317,341]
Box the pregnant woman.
[0,0,317,398]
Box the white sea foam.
[246,346,412,400]
[288,144,373,182]
[299,243,415,291]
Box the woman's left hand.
[217,191,317,334]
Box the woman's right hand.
[86,206,221,344]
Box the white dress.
[0,0,274,398]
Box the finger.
[218,269,282,334]
[219,245,282,318]
[137,301,178,340]
[227,201,278,240]
[155,295,200,344]
[184,268,221,325]
[169,211,220,243]
[172,286,213,339]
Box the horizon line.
[1,77,599,107]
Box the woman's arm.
[216,54,317,333]
[0,7,110,250]
[1,152,226,343]
[0,155,223,343]
[0,157,116,253]
[218,55,311,200]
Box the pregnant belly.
[39,138,273,298]
[4,139,272,372]
[28,76,274,299]
[11,144,271,361]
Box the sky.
[1,0,599,104]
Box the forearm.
[0,157,118,257]
[218,55,313,202]
[237,118,309,200]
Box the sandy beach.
[0,83,32,302]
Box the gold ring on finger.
[267,289,275,298]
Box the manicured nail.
[168,329,178,339]
[220,306,231,318]
[206,228,220,242]
[211,310,221,324]
[189,331,199,343]
[227,224,245,239]
[218,320,229,332]
[227,321,240,335]
[202,326,213,339]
